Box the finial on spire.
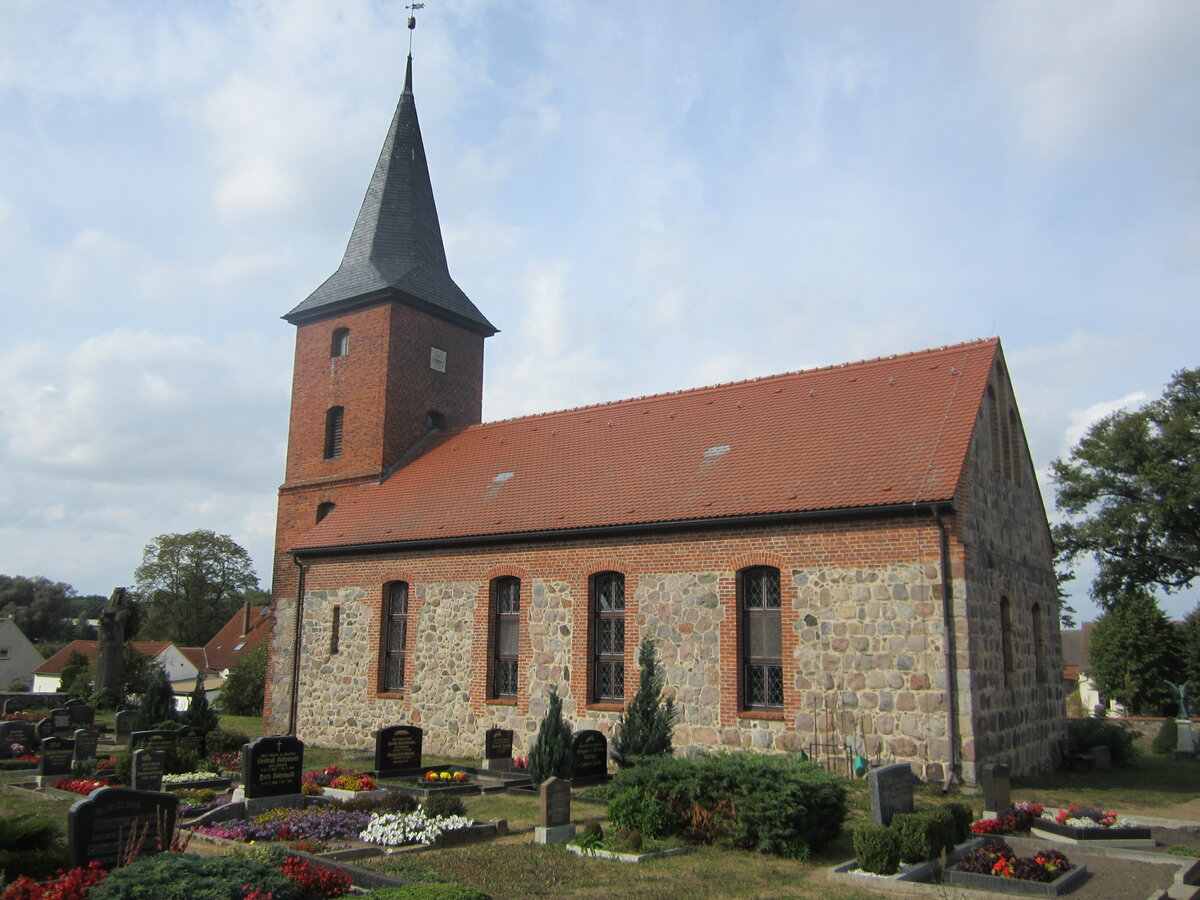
[406,3,424,53]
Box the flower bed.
[162,770,232,788]
[945,840,1087,896]
[1031,805,1152,844]
[358,808,475,847]
[53,777,108,796]
[302,765,378,796]
[190,806,372,843]
[972,802,1045,836]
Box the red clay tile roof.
[202,605,273,672]
[34,640,178,675]
[293,338,1000,552]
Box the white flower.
[358,809,473,847]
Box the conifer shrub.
[0,814,67,883]
[608,786,675,838]
[610,637,677,768]
[527,687,573,786]
[181,674,219,733]
[1152,717,1178,755]
[851,822,900,875]
[87,852,303,900]
[132,666,180,731]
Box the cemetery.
[2,693,1200,899]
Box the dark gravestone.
[68,787,178,868]
[37,717,54,739]
[132,750,166,792]
[131,730,177,755]
[65,697,86,707]
[540,776,572,827]
[484,727,514,764]
[374,725,422,776]
[177,725,206,758]
[39,736,75,778]
[68,704,95,728]
[981,763,1011,815]
[51,707,71,733]
[869,763,915,826]
[243,735,305,799]
[570,730,607,781]
[4,698,24,715]
[0,721,36,758]
[114,710,137,741]
[73,729,100,763]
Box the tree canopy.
[133,530,259,647]
[216,639,268,716]
[0,575,76,645]
[1088,590,1182,715]
[1052,368,1200,609]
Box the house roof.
[284,56,496,336]
[34,640,181,675]
[294,338,1000,554]
[202,605,273,672]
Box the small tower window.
[331,328,349,358]
[316,502,335,523]
[425,410,445,430]
[324,406,344,459]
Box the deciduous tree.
[133,530,259,646]
[1088,590,1182,715]
[1052,368,1200,608]
[0,575,76,645]
[216,640,268,717]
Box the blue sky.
[1,0,1197,622]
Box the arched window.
[1008,408,1022,485]
[1032,602,1046,684]
[1000,596,1014,686]
[492,577,520,699]
[988,385,1001,474]
[382,581,409,691]
[316,502,335,523]
[331,328,349,358]
[591,572,625,702]
[324,406,344,459]
[741,566,782,709]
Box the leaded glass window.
[592,572,625,702]
[741,566,783,709]
[383,581,408,691]
[493,577,520,698]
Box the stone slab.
[534,822,576,845]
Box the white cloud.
[1061,392,1148,453]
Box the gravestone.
[73,729,100,763]
[534,776,575,844]
[1091,745,1112,770]
[68,787,178,868]
[114,710,137,741]
[1176,720,1197,760]
[570,730,608,782]
[132,749,166,792]
[36,717,54,739]
[68,704,95,728]
[868,763,915,826]
[374,725,422,776]
[130,730,177,755]
[177,725,206,759]
[65,697,86,707]
[39,735,75,781]
[4,698,24,715]
[243,735,305,799]
[0,720,36,759]
[51,707,71,733]
[981,763,1012,817]
[483,727,514,770]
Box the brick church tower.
[272,56,497,602]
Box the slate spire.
[284,55,496,335]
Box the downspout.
[933,508,962,790]
[288,555,306,737]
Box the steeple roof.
[284,56,496,335]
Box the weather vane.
[407,3,425,53]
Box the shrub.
[181,674,219,733]
[90,687,119,711]
[89,852,303,900]
[945,801,974,845]
[527,687,573,786]
[1066,717,1139,767]
[0,814,67,884]
[608,751,847,857]
[205,728,250,756]
[610,636,677,768]
[132,667,179,731]
[608,786,675,839]
[340,790,418,815]
[422,793,467,820]
[852,822,899,875]
[890,811,945,864]
[1153,717,1178,755]
[367,887,492,900]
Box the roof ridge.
[478,337,999,428]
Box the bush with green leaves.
[204,727,250,755]
[181,674,219,733]
[890,809,954,864]
[89,687,119,711]
[608,751,847,858]
[946,801,974,845]
[422,792,467,819]
[217,640,267,716]
[340,789,418,815]
[1067,717,1139,767]
[852,822,900,875]
[0,813,67,883]
[608,786,675,838]
[527,687,573,786]
[367,886,492,900]
[1152,717,1178,755]
[89,851,303,900]
[611,636,677,768]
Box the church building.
[263,55,1064,783]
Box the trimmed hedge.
[851,822,900,875]
[608,752,847,859]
